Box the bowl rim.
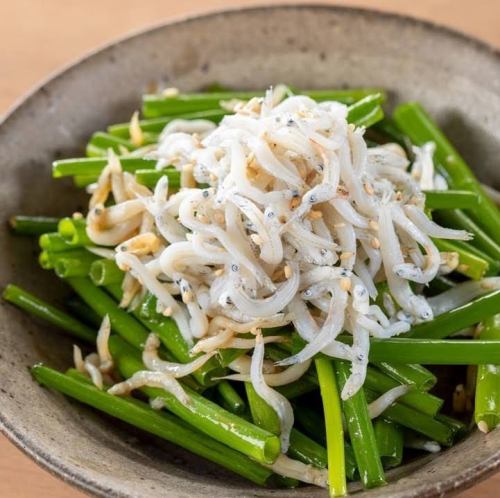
[2,4,500,497]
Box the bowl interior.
[1,5,500,498]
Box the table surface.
[1,0,499,496]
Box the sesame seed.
[337,186,349,197]
[307,210,323,220]
[284,265,292,279]
[305,170,317,183]
[214,212,225,224]
[182,291,193,304]
[340,277,351,291]
[163,306,173,317]
[162,87,179,97]
[250,233,263,246]
[371,237,381,249]
[272,268,285,280]
[478,420,490,434]
[340,252,353,260]
[364,183,374,195]
[129,111,144,147]
[453,384,466,413]
[368,220,379,231]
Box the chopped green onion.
[9,215,59,236]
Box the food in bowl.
[5,85,500,496]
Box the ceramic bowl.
[1,5,500,497]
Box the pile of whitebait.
[84,87,471,452]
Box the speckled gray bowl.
[1,5,500,498]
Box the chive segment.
[334,361,385,489]
[9,215,59,235]
[374,419,404,469]
[394,102,500,244]
[375,363,436,391]
[58,217,92,246]
[135,168,181,189]
[347,93,385,128]
[108,109,228,137]
[409,290,500,339]
[32,366,275,485]
[433,239,490,280]
[142,89,386,118]
[53,157,158,178]
[89,259,124,286]
[364,367,442,417]
[216,381,246,415]
[111,337,280,465]
[434,209,500,262]
[2,284,95,342]
[424,190,480,210]
[365,390,454,446]
[316,358,347,496]
[475,314,500,433]
[54,251,99,279]
[39,232,76,252]
[67,277,149,349]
